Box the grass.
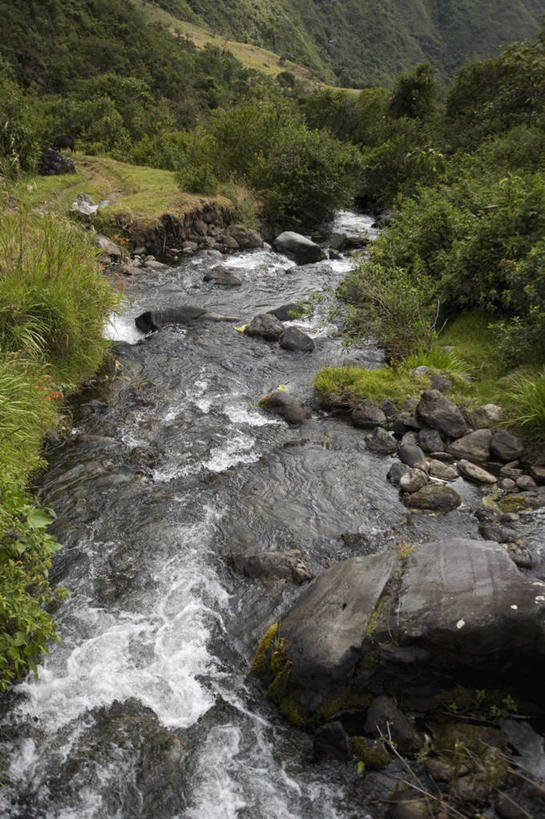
[316,309,545,438]
[14,155,232,240]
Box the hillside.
[152,0,545,85]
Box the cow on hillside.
[53,134,75,152]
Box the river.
[0,212,543,818]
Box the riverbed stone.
[490,430,525,462]
[416,390,468,439]
[245,313,284,341]
[400,431,419,448]
[403,484,462,512]
[457,459,497,484]
[203,266,242,287]
[387,461,410,486]
[399,443,427,472]
[259,389,311,425]
[272,231,323,265]
[380,398,398,420]
[363,696,422,752]
[279,326,315,352]
[229,549,313,584]
[313,721,351,762]
[470,403,504,429]
[418,428,445,453]
[365,428,398,455]
[393,412,421,436]
[448,429,492,463]
[516,475,536,491]
[226,225,263,249]
[529,464,545,484]
[429,372,451,392]
[268,303,304,321]
[400,468,428,493]
[352,400,387,429]
[427,459,459,481]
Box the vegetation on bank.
[0,205,119,689]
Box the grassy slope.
[18,156,231,231]
[148,0,545,85]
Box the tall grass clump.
[506,370,545,440]
[0,206,119,690]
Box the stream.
[1,212,544,818]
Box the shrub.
[506,369,545,439]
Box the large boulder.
[253,540,545,723]
[403,484,461,513]
[490,430,525,462]
[272,231,323,265]
[203,266,242,287]
[457,459,497,485]
[416,390,468,439]
[38,146,75,176]
[259,389,311,425]
[279,326,315,352]
[351,400,387,429]
[226,225,263,249]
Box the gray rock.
[418,428,444,453]
[399,443,427,472]
[505,542,535,569]
[279,326,315,352]
[490,430,524,462]
[529,464,545,484]
[478,520,521,544]
[448,429,492,463]
[516,475,536,491]
[203,266,242,287]
[403,398,419,411]
[399,468,428,493]
[404,484,462,512]
[38,146,75,176]
[268,303,304,322]
[352,400,387,429]
[387,461,410,486]
[416,390,468,439]
[329,229,368,252]
[427,459,459,481]
[135,305,237,333]
[245,313,284,341]
[365,428,398,455]
[70,192,98,218]
[429,372,451,392]
[92,234,122,262]
[226,225,263,249]
[470,403,504,429]
[392,412,421,436]
[400,431,419,448]
[364,696,421,752]
[229,549,313,584]
[272,231,323,265]
[411,366,430,378]
[457,459,497,484]
[380,398,398,419]
[259,390,310,425]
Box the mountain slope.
[154,0,545,85]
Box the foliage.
[0,77,41,176]
[505,369,545,439]
[0,202,119,688]
[388,63,440,120]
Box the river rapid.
[1,212,544,818]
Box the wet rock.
[418,428,445,454]
[501,478,517,491]
[135,305,236,332]
[259,390,311,425]
[351,400,387,429]
[203,266,242,287]
[129,446,158,471]
[313,721,351,762]
[403,398,419,412]
[363,696,421,752]
[398,443,427,472]
[400,468,428,493]
[529,464,545,484]
[279,326,315,352]
[272,231,323,265]
[429,372,451,392]
[38,146,75,176]
[229,549,314,584]
[341,532,374,552]
[400,431,419,448]
[365,428,398,455]
[505,542,535,569]
[500,464,523,479]
[448,429,492,462]
[478,519,521,544]
[427,459,458,481]
[457,459,497,484]
[416,390,468,439]
[495,792,534,819]
[380,398,398,420]
[387,788,428,818]
[254,541,545,723]
[268,303,304,321]
[490,430,525,462]
[245,313,284,341]
[350,737,391,769]
[403,485,462,512]
[226,224,263,249]
[392,412,421,436]
[387,461,411,486]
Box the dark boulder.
[229,549,313,585]
[245,313,284,341]
[351,400,387,429]
[490,430,525,462]
[38,146,75,176]
[313,721,351,762]
[363,696,421,752]
[448,429,492,463]
[268,303,304,322]
[279,326,315,352]
[135,305,237,333]
[226,225,263,249]
[272,231,323,265]
[387,461,410,486]
[416,390,468,439]
[259,390,311,425]
[399,468,428,493]
[403,484,461,512]
[203,266,242,287]
[365,428,398,455]
[418,428,444,454]
[457,459,497,485]
[398,443,427,472]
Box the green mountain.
[156,0,545,85]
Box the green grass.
[505,369,545,440]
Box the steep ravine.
[0,213,544,818]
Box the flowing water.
[0,213,543,818]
